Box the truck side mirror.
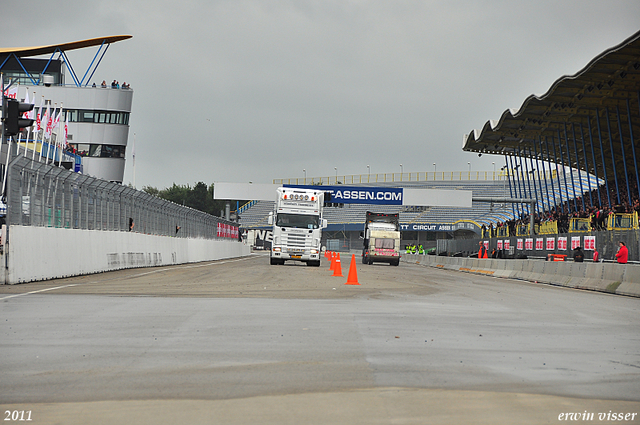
[321,219,328,229]
[267,212,273,225]
[359,231,364,239]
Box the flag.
[35,98,45,133]
[3,85,18,100]
[25,92,36,121]
[44,106,54,139]
[52,107,61,133]
[64,114,69,147]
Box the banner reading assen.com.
[284,185,403,205]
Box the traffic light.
[3,98,34,136]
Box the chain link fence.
[5,156,237,240]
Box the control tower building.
[0,35,133,183]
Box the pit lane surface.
[1,253,639,424]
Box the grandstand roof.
[463,30,640,183]
[0,35,132,58]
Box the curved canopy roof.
[0,35,132,58]
[463,30,640,181]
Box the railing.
[607,212,639,230]
[516,225,530,236]
[569,218,591,233]
[537,221,558,235]
[274,170,561,185]
[5,156,238,240]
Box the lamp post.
[334,167,337,183]
[400,164,403,181]
[303,169,306,183]
[367,165,370,181]
[492,162,495,180]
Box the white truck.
[268,187,327,266]
[361,211,401,266]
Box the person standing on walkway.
[615,241,628,264]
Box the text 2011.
[4,411,32,421]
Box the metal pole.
[594,109,611,207]
[544,137,559,213]
[615,105,631,206]
[570,123,585,211]
[630,95,640,203]
[604,107,620,205]
[563,123,578,212]
[534,138,550,214]
[579,122,593,207]
[586,118,602,207]
[504,154,516,218]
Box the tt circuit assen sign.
[285,185,403,206]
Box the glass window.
[276,213,319,229]
[82,111,94,122]
[98,113,106,123]
[101,144,114,157]
[374,238,395,249]
[89,145,102,157]
[75,144,90,156]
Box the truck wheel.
[270,258,278,265]
[307,261,320,267]
[362,255,368,265]
[392,260,400,266]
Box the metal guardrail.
[274,170,555,185]
[5,155,237,240]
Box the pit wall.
[402,253,640,298]
[0,225,251,285]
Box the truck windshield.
[375,238,395,249]
[276,213,319,229]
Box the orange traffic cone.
[332,253,343,277]
[329,252,336,271]
[345,254,360,285]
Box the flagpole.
[132,132,136,189]
[38,98,47,163]
[1,73,8,198]
[56,103,63,167]
[33,96,43,162]
[30,91,36,158]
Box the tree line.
[142,182,246,218]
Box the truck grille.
[284,233,308,249]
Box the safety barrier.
[570,218,591,232]
[403,253,640,298]
[537,221,558,235]
[5,155,237,240]
[608,212,639,230]
[0,225,251,284]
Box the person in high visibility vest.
[418,245,424,254]
[478,241,488,259]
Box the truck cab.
[268,187,327,266]
[361,211,401,266]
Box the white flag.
[35,97,44,132]
[44,106,54,139]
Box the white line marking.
[0,255,260,301]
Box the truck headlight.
[273,247,281,252]
[310,249,318,254]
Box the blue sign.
[400,222,480,233]
[284,185,403,205]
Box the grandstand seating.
[238,172,601,230]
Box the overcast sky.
[2,1,639,189]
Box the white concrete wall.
[1,225,250,285]
[403,254,640,298]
